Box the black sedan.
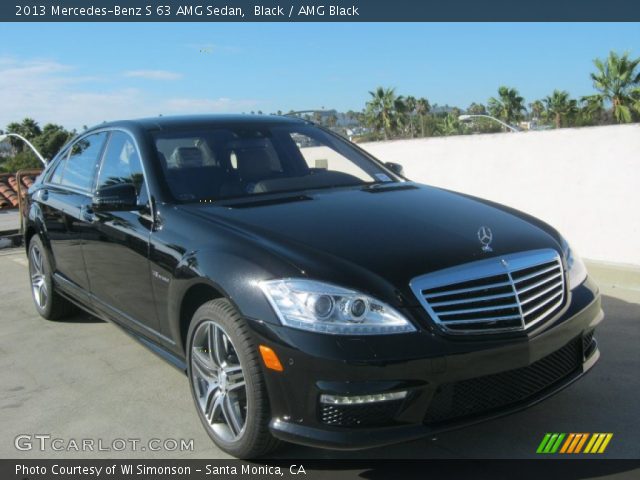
[23,115,603,458]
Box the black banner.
[3,0,640,22]
[3,459,640,480]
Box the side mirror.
[92,183,139,212]
[385,162,405,177]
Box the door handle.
[80,205,97,223]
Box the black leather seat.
[165,147,228,201]
[220,147,281,197]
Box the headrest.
[235,148,273,181]
[170,147,204,168]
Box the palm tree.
[415,97,431,137]
[582,51,640,123]
[345,110,360,126]
[6,118,42,153]
[18,118,42,138]
[576,97,605,126]
[404,96,417,138]
[465,102,503,133]
[34,123,74,159]
[441,113,464,136]
[326,111,338,128]
[544,90,578,128]
[365,87,401,140]
[528,100,545,121]
[488,86,526,127]
[394,95,411,137]
[467,102,486,115]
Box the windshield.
[152,124,399,202]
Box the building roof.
[0,172,40,210]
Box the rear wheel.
[187,299,280,458]
[28,235,76,320]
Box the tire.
[186,298,281,458]
[27,235,76,320]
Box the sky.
[0,22,638,130]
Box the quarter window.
[48,152,68,184]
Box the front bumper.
[248,277,603,450]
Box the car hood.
[180,183,562,306]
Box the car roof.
[92,114,307,132]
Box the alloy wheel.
[190,320,248,443]
[29,244,48,309]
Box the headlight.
[562,239,588,289]
[259,279,416,335]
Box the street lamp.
[0,133,47,165]
[458,114,520,133]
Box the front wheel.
[186,299,280,458]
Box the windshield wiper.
[361,182,417,193]
[214,195,313,209]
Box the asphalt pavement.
[0,248,638,460]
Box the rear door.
[39,132,108,300]
[82,130,160,334]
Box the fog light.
[319,391,407,405]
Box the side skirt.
[52,272,187,374]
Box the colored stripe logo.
[537,433,613,454]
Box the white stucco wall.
[359,124,640,266]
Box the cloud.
[123,69,182,80]
[0,57,148,129]
[0,57,262,130]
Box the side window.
[59,132,108,191]
[97,131,148,206]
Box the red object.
[0,181,19,207]
[0,172,40,209]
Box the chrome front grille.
[410,249,566,334]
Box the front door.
[39,132,108,301]
[82,131,160,334]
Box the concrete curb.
[585,259,640,291]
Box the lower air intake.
[425,337,581,424]
[319,400,404,427]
